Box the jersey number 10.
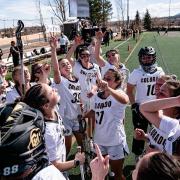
[147,84,155,96]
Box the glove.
[131,103,144,119]
[131,103,140,114]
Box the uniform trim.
[67,76,79,83]
[97,91,108,99]
[78,60,94,70]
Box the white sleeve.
[6,92,16,104]
[159,115,180,137]
[32,165,66,180]
[5,93,13,104]
[101,61,114,77]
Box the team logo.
[28,128,41,150]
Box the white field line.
[124,34,144,65]
[102,37,131,57]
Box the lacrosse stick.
[16,20,25,95]
[77,146,85,180]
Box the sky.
[0,0,180,29]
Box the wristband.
[74,159,80,167]
[131,103,138,110]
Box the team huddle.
[0,32,180,180]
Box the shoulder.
[159,115,180,136]
[6,85,16,94]
[129,68,142,78]
[104,61,113,68]
[73,60,81,68]
[32,165,66,180]
[120,63,130,72]
[120,63,127,69]
[93,63,101,70]
[6,84,14,91]
[45,121,57,133]
[129,67,142,75]
[7,81,14,88]
[156,66,165,73]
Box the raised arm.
[95,31,106,67]
[140,96,180,128]
[49,36,61,84]
[65,35,82,67]
[98,79,129,104]
[108,87,129,104]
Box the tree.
[143,9,152,30]
[49,0,67,23]
[36,0,47,42]
[115,0,125,29]
[135,10,141,29]
[89,0,112,26]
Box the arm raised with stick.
[16,20,25,95]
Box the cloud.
[113,0,180,20]
[145,2,180,17]
[2,0,52,19]
[0,0,54,28]
[1,0,180,28]
[6,2,36,15]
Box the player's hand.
[97,79,108,92]
[41,63,51,75]
[87,91,94,98]
[90,144,109,180]
[49,36,58,50]
[134,128,146,141]
[95,31,104,41]
[74,35,83,46]
[74,152,85,165]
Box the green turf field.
[69,31,180,179]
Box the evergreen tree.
[135,10,141,28]
[89,0,112,26]
[143,9,152,30]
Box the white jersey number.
[3,165,19,176]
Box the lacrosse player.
[127,46,165,160]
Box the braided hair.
[23,83,49,113]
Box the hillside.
[174,13,180,18]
